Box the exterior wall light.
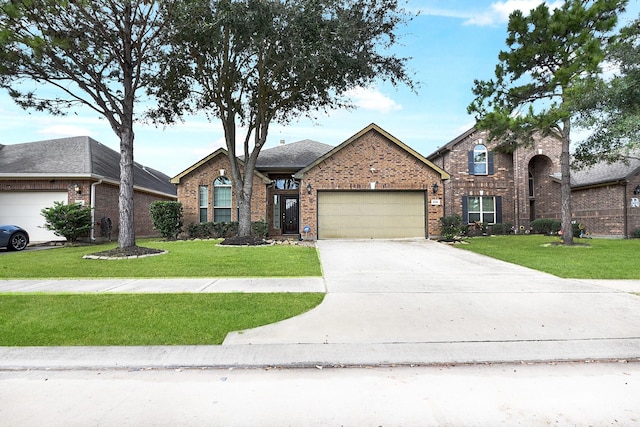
[431,182,439,194]
[634,184,640,195]
[306,183,312,194]
[74,184,82,195]
[219,169,225,176]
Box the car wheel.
[8,232,28,251]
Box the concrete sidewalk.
[0,277,325,293]
[1,239,640,369]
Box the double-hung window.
[462,196,502,225]
[213,177,232,222]
[198,185,208,223]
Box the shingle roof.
[255,139,334,171]
[571,156,640,188]
[0,136,176,196]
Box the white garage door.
[0,192,68,242]
[318,191,426,239]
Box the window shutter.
[488,152,495,175]
[462,196,469,223]
[495,196,502,224]
[468,151,475,175]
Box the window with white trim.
[464,196,500,224]
[198,185,208,223]
[473,144,488,175]
[213,176,232,222]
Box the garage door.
[0,192,68,242]
[318,191,426,239]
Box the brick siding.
[299,128,445,239]
[176,154,266,227]
[1,179,174,240]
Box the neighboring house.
[427,127,640,238]
[172,123,450,239]
[0,136,177,242]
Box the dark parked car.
[0,225,30,251]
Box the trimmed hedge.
[490,223,513,235]
[186,220,268,239]
[530,219,561,234]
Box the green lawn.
[0,293,324,346]
[0,239,322,278]
[455,235,640,279]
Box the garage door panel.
[0,192,68,242]
[318,191,426,239]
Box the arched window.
[473,144,488,175]
[213,176,232,222]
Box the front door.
[281,196,299,235]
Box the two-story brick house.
[428,127,640,238]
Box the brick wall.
[175,153,266,227]
[570,185,626,236]
[299,128,446,239]
[1,179,174,240]
[433,130,564,231]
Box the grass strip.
[455,235,640,279]
[0,239,322,278]
[0,293,324,346]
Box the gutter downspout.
[90,179,103,241]
[623,181,629,239]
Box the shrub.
[440,215,463,240]
[465,221,487,237]
[41,201,92,242]
[635,228,640,238]
[491,223,513,235]
[251,219,269,239]
[187,220,269,239]
[530,218,561,234]
[150,201,184,240]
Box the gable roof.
[0,136,176,197]
[570,156,640,188]
[426,126,477,160]
[255,139,333,171]
[294,123,450,179]
[170,147,271,184]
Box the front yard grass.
[0,293,324,346]
[0,239,322,278]
[456,235,640,279]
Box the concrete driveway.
[224,239,640,362]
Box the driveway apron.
[224,240,640,355]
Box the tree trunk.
[237,181,253,237]
[118,127,136,248]
[560,121,574,246]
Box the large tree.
[151,0,415,237]
[0,0,172,250]
[467,0,626,245]
[574,17,640,166]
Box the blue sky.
[1,0,639,177]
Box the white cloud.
[464,1,563,26]
[346,87,402,113]
[38,124,94,138]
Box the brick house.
[172,123,450,239]
[0,136,177,242]
[427,127,640,238]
